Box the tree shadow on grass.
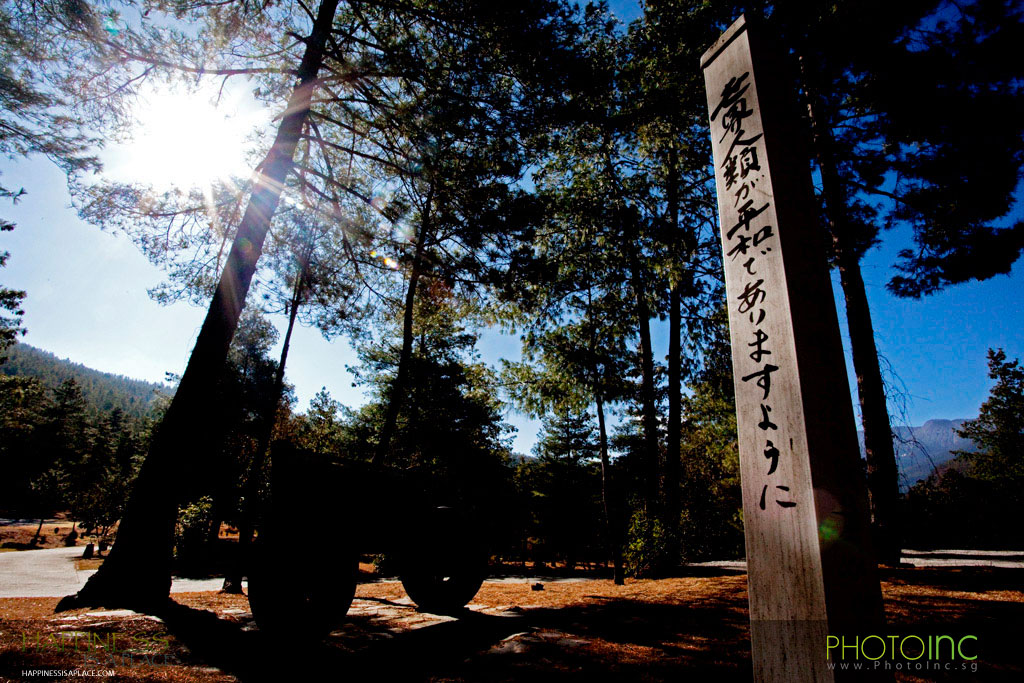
[158,601,542,680]
[157,595,753,682]
[470,599,752,681]
[156,586,1024,682]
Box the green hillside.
[0,343,171,418]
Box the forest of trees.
[0,0,1021,611]
[0,370,154,535]
[0,343,170,418]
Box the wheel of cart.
[248,525,359,638]
[399,506,488,614]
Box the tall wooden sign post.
[701,16,886,682]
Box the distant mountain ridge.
[0,343,171,418]
[859,419,978,491]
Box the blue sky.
[2,0,1020,454]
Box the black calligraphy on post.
[710,71,794,513]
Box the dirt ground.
[0,520,242,552]
[0,518,93,551]
[1,566,1021,682]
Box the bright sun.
[106,81,268,191]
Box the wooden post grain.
[701,15,885,681]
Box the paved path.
[2,547,1020,599]
[0,547,245,598]
[899,548,1024,568]
[687,549,1024,572]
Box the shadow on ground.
[155,566,1024,682]
[5,566,1021,681]
[157,596,753,682]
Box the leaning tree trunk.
[803,69,902,566]
[60,0,342,612]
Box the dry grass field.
[1,565,1021,682]
[0,519,89,551]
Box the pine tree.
[29,379,94,537]
[295,388,346,456]
[0,253,25,355]
[345,286,513,471]
[624,0,734,555]
[1,0,106,355]
[906,348,1024,549]
[522,408,602,572]
[0,374,50,510]
[521,6,665,513]
[956,349,1024,483]
[65,0,344,610]
[502,291,632,582]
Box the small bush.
[624,507,670,578]
[175,496,214,574]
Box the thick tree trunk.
[595,392,624,585]
[61,0,341,612]
[803,69,902,566]
[372,189,432,466]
